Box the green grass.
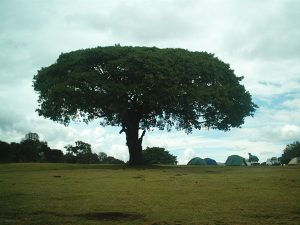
[0,163,299,225]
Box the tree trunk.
[123,112,145,165]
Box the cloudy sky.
[1,0,299,164]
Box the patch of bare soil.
[77,212,144,221]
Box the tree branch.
[119,123,128,134]
[119,128,125,134]
[138,129,146,142]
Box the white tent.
[288,157,300,165]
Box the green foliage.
[33,46,257,131]
[0,132,52,163]
[102,156,125,164]
[19,139,49,162]
[64,152,77,163]
[98,152,108,162]
[281,141,300,164]
[65,141,92,156]
[43,149,64,163]
[9,142,21,162]
[0,134,125,164]
[33,46,257,165]
[64,141,99,164]
[24,132,40,142]
[0,140,11,162]
[98,152,124,164]
[142,147,177,164]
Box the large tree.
[33,46,257,165]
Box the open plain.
[0,163,299,225]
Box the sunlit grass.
[0,163,299,225]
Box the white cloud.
[282,98,300,110]
[227,58,300,98]
[178,148,196,165]
[107,144,129,162]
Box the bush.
[142,147,177,165]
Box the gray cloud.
[0,110,21,131]
[64,0,200,43]
[205,0,300,61]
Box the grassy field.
[0,164,299,225]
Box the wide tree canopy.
[33,46,257,165]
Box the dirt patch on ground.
[204,170,223,174]
[174,173,183,176]
[132,175,144,179]
[1,211,144,222]
[151,222,182,225]
[77,212,144,221]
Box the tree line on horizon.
[1,133,298,165]
[0,132,124,164]
[0,132,178,165]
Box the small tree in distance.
[19,133,50,162]
[64,141,99,163]
[24,132,39,142]
[33,46,257,165]
[98,152,108,162]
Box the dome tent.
[187,157,207,165]
[204,158,218,165]
[225,155,247,166]
[288,157,300,165]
